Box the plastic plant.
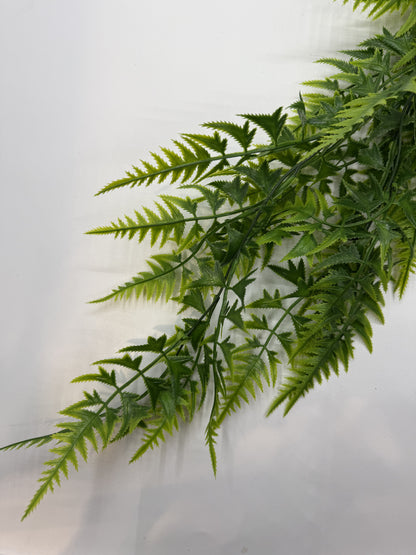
[2,0,416,520]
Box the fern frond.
[129,414,170,463]
[96,138,216,195]
[86,199,192,246]
[0,432,62,452]
[316,57,358,74]
[267,331,350,416]
[96,125,275,196]
[91,354,142,373]
[22,410,103,520]
[317,90,392,150]
[4,3,416,520]
[205,418,219,476]
[394,229,416,296]
[91,253,183,303]
[393,43,416,70]
[216,354,268,426]
[341,0,416,35]
[112,393,148,442]
[303,78,340,92]
[239,108,288,146]
[342,0,413,17]
[203,120,256,151]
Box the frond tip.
[0,433,57,452]
[90,253,182,303]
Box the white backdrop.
[1,1,415,554]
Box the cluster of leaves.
[2,0,416,520]
[344,0,416,36]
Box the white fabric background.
[0,1,415,553]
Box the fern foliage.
[2,1,416,520]
[342,0,416,35]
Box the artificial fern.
[2,0,416,520]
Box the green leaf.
[281,234,317,261]
[316,57,357,74]
[358,143,384,170]
[225,302,245,330]
[181,289,206,313]
[210,176,249,207]
[119,334,167,354]
[312,245,361,272]
[217,355,268,425]
[256,228,292,245]
[93,354,142,372]
[231,271,256,304]
[91,254,181,303]
[203,120,256,151]
[184,319,209,350]
[397,9,416,36]
[190,261,225,288]
[269,259,306,284]
[374,220,400,264]
[129,416,169,463]
[240,108,287,145]
[248,289,283,309]
[182,131,227,154]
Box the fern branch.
[0,431,65,452]
[86,204,258,243]
[22,411,102,520]
[218,298,302,426]
[270,291,370,416]
[90,253,183,303]
[96,137,320,195]
[4,7,416,519]
[395,229,416,296]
